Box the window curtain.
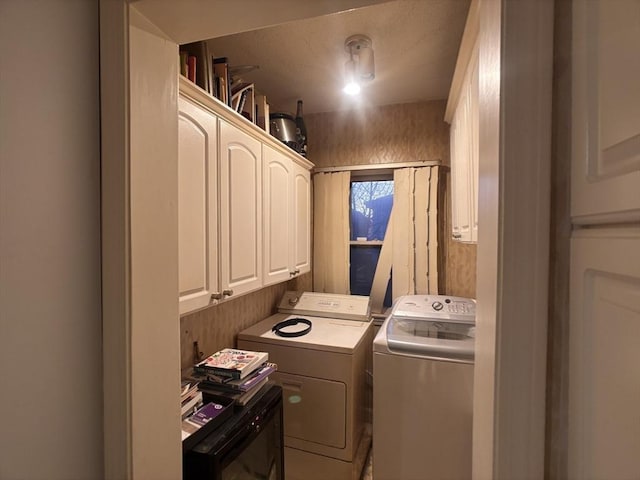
[313,171,351,294]
[392,166,440,297]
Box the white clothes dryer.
[373,294,476,480]
[238,291,373,480]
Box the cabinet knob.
[211,292,223,300]
[223,289,234,297]
[294,269,300,275]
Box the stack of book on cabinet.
[193,348,276,406]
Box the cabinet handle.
[222,289,234,297]
[452,233,462,239]
[211,292,223,300]
[289,271,296,277]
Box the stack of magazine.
[181,379,203,420]
[193,348,276,406]
[181,380,233,450]
[181,399,233,451]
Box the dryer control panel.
[278,291,371,322]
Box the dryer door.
[272,371,346,449]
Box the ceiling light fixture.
[343,34,375,95]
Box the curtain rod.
[313,160,445,174]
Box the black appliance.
[184,383,284,480]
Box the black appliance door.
[220,405,283,480]
[184,384,284,480]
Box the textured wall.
[307,101,451,167]
[306,100,477,299]
[443,173,478,298]
[179,273,311,371]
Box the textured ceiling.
[206,0,470,115]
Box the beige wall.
[179,273,311,370]
[0,2,103,478]
[306,100,477,299]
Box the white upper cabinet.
[571,0,640,224]
[263,145,293,285]
[445,1,479,243]
[448,41,479,243]
[219,119,263,298]
[292,161,311,275]
[178,77,312,313]
[262,145,312,286]
[178,94,219,314]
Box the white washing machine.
[372,294,476,480]
[238,291,374,480]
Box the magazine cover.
[195,348,268,379]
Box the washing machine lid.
[391,295,476,324]
[375,315,475,361]
[238,313,371,354]
[277,291,370,322]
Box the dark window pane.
[350,246,392,307]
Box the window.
[349,177,393,306]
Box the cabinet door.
[451,83,473,242]
[571,0,640,224]
[450,43,479,243]
[469,51,479,242]
[292,162,311,275]
[263,145,293,286]
[177,95,218,314]
[219,120,262,298]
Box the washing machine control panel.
[392,295,475,323]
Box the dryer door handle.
[281,381,303,392]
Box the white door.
[263,145,293,286]
[569,228,640,479]
[570,0,640,225]
[219,120,263,298]
[568,1,640,478]
[177,95,218,314]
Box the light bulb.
[343,81,361,95]
[343,58,361,95]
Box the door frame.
[473,0,553,478]
[99,0,555,478]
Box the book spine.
[237,90,248,114]
[187,56,196,83]
[237,364,275,391]
[181,391,203,419]
[193,366,240,379]
[179,51,188,77]
[199,380,235,392]
[213,57,230,106]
